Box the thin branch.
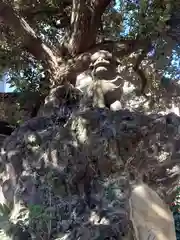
[21,4,71,28]
[0,1,59,77]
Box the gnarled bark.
[67,0,111,55]
[57,39,151,85]
[0,3,179,239]
[0,107,179,239]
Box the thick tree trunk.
[0,1,149,87]
[0,2,178,240]
[67,0,111,55]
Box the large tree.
[0,0,179,102]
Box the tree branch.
[133,43,153,97]
[21,4,71,28]
[0,1,59,77]
[21,6,65,19]
[67,0,111,55]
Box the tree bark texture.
[0,2,178,240]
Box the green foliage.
[7,61,48,112]
[8,60,45,92]
[170,186,180,239]
[174,211,180,240]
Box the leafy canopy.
[0,0,179,92]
